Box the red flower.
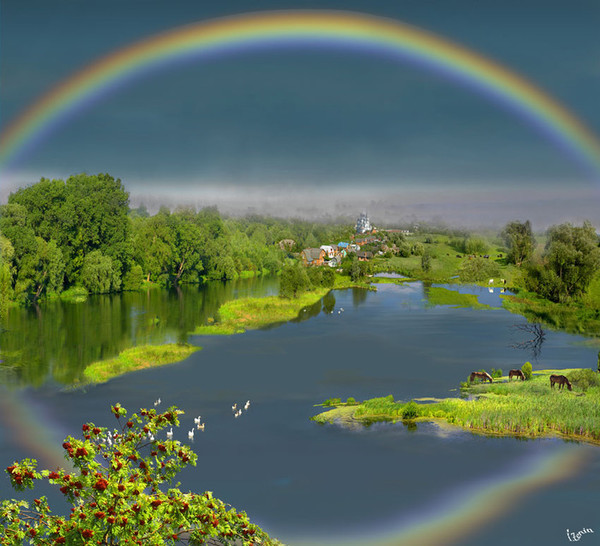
[93,478,108,491]
[82,424,90,432]
[151,499,163,509]
[118,484,125,492]
[48,471,60,480]
[81,529,93,539]
[95,511,105,519]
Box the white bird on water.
[166,427,173,440]
[232,403,237,412]
[188,429,194,440]
[194,416,202,426]
[244,400,250,411]
[147,432,154,441]
[197,423,205,431]
[154,398,161,407]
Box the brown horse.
[508,369,525,381]
[469,371,493,383]
[550,374,572,391]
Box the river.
[1,278,598,545]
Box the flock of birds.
[148,397,250,441]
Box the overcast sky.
[2,0,600,228]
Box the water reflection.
[0,277,280,387]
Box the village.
[280,212,412,268]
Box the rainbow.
[1,10,600,178]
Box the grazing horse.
[550,374,572,391]
[469,371,493,383]
[508,369,525,381]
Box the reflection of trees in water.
[352,287,368,307]
[292,299,322,323]
[0,277,277,387]
[322,292,336,315]
[510,322,546,360]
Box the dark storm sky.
[2,0,600,226]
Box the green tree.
[1,404,275,545]
[521,361,533,380]
[525,221,600,302]
[81,250,117,294]
[279,264,310,298]
[421,252,432,272]
[0,235,15,322]
[500,220,535,265]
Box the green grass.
[82,344,201,384]
[192,274,372,336]
[313,369,600,444]
[193,288,331,335]
[426,286,493,310]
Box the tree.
[421,252,432,273]
[81,251,118,294]
[525,221,600,302]
[1,404,274,545]
[279,264,310,298]
[500,220,535,265]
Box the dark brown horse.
[550,374,572,391]
[508,369,525,381]
[469,371,493,383]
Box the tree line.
[501,219,600,303]
[0,173,351,313]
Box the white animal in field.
[188,429,194,440]
[488,279,493,285]
[166,427,173,440]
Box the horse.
[508,369,525,381]
[469,371,493,383]
[550,374,572,391]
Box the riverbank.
[312,369,600,445]
[82,344,201,384]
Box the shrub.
[402,401,419,420]
[346,397,357,405]
[323,397,342,407]
[1,404,273,545]
[522,361,533,380]
[567,369,600,391]
[491,368,503,379]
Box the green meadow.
[312,369,600,445]
[82,344,201,384]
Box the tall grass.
[315,370,600,443]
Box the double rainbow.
[1,10,600,178]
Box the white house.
[320,245,336,259]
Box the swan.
[166,427,173,440]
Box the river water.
[1,278,599,545]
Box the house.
[328,255,342,267]
[320,245,336,259]
[300,248,326,266]
[356,250,373,261]
[347,243,360,253]
[337,242,349,251]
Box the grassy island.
[82,344,201,384]
[312,368,600,445]
[192,276,372,336]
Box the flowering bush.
[1,404,274,545]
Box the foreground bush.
[1,404,274,545]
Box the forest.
[0,173,352,312]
